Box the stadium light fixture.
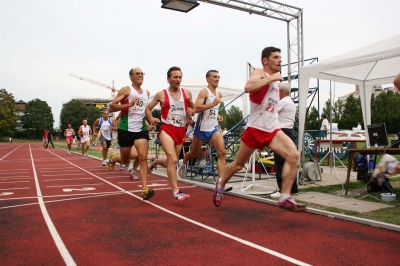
[161,0,200,13]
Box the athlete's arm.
[184,89,195,116]
[194,88,221,113]
[394,73,400,89]
[93,119,100,136]
[145,91,162,126]
[78,126,83,138]
[109,87,139,113]
[244,68,283,93]
[64,129,66,137]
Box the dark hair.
[206,70,218,78]
[167,66,182,78]
[261,46,281,62]
[321,113,327,119]
[129,68,134,76]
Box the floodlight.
[161,0,199,13]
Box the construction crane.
[69,72,118,98]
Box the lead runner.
[212,46,306,211]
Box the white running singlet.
[161,88,188,128]
[246,72,280,132]
[196,87,220,132]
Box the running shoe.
[102,160,106,166]
[130,171,139,180]
[174,190,190,202]
[142,187,155,200]
[108,153,116,171]
[213,180,223,207]
[148,156,156,173]
[178,159,186,178]
[270,191,281,199]
[372,154,396,186]
[86,151,89,157]
[82,156,85,160]
[277,197,306,212]
[127,166,133,172]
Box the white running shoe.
[270,191,281,199]
[102,160,106,166]
[130,172,139,180]
[178,159,186,179]
[174,190,190,202]
[86,151,89,157]
[148,156,156,173]
[82,156,85,160]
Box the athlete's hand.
[213,96,221,106]
[269,73,284,82]
[151,118,160,126]
[217,115,223,122]
[129,96,140,107]
[187,108,195,116]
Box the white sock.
[173,189,180,197]
[278,193,291,202]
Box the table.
[345,148,400,195]
[314,139,366,165]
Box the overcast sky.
[1,0,399,128]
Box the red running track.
[0,143,399,266]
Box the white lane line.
[0,177,31,180]
[48,151,311,266]
[43,178,94,182]
[38,167,76,170]
[0,169,29,172]
[0,187,30,190]
[29,144,76,266]
[0,176,30,178]
[0,172,29,175]
[104,176,131,179]
[43,174,82,177]
[0,145,22,161]
[40,170,80,173]
[0,181,29,184]
[46,183,103,188]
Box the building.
[15,100,26,131]
[338,85,399,102]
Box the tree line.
[0,88,245,140]
[302,91,400,134]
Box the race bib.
[66,131,72,136]
[167,114,185,127]
[204,108,218,121]
[102,128,110,138]
[129,99,148,114]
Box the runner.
[178,70,226,182]
[93,109,115,166]
[108,67,154,200]
[145,66,195,202]
[64,124,75,154]
[43,128,48,148]
[78,119,91,160]
[212,46,306,211]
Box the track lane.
[1,143,399,265]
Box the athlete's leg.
[101,139,108,161]
[219,142,255,188]
[134,139,150,188]
[158,130,182,193]
[209,131,226,179]
[267,131,299,195]
[182,135,203,165]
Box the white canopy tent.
[298,34,400,157]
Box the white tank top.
[99,118,112,140]
[246,72,280,132]
[80,125,90,142]
[161,89,187,127]
[196,87,220,132]
[119,86,149,132]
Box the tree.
[60,100,89,134]
[304,106,319,130]
[87,106,101,127]
[21,99,54,138]
[225,105,243,130]
[0,89,18,138]
[371,90,400,134]
[339,95,362,130]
